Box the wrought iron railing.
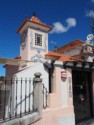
[0,78,48,123]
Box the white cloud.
[86,10,94,18]
[50,18,77,34]
[66,18,76,29]
[50,41,56,45]
[51,22,67,33]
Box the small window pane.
[35,33,42,46]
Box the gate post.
[33,72,43,117]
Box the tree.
[0,76,4,81]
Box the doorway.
[72,70,93,124]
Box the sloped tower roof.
[17,15,53,33]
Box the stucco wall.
[5,65,19,77]
[14,63,49,90]
[37,65,75,125]
[12,63,49,115]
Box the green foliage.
[0,76,4,81]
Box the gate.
[0,77,48,123]
[72,70,93,124]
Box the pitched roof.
[45,51,82,62]
[30,16,45,25]
[56,40,85,53]
[17,16,53,33]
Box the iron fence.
[0,77,48,123]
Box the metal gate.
[72,70,93,124]
[0,77,48,123]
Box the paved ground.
[77,119,94,125]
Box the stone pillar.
[33,72,43,117]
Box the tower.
[81,44,94,62]
[17,15,53,65]
[80,34,94,62]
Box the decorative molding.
[69,77,72,98]
[31,54,46,63]
[20,30,27,50]
[30,26,47,33]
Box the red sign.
[61,71,67,79]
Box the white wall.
[61,69,68,107]
[15,63,49,88]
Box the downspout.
[44,60,55,93]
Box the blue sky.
[0,0,94,76]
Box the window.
[35,33,42,46]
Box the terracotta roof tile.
[30,16,44,25]
[15,56,21,59]
[45,51,82,62]
[17,16,53,33]
[45,51,61,57]
[59,56,81,62]
[56,40,85,53]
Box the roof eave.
[17,19,28,33]
[17,19,53,33]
